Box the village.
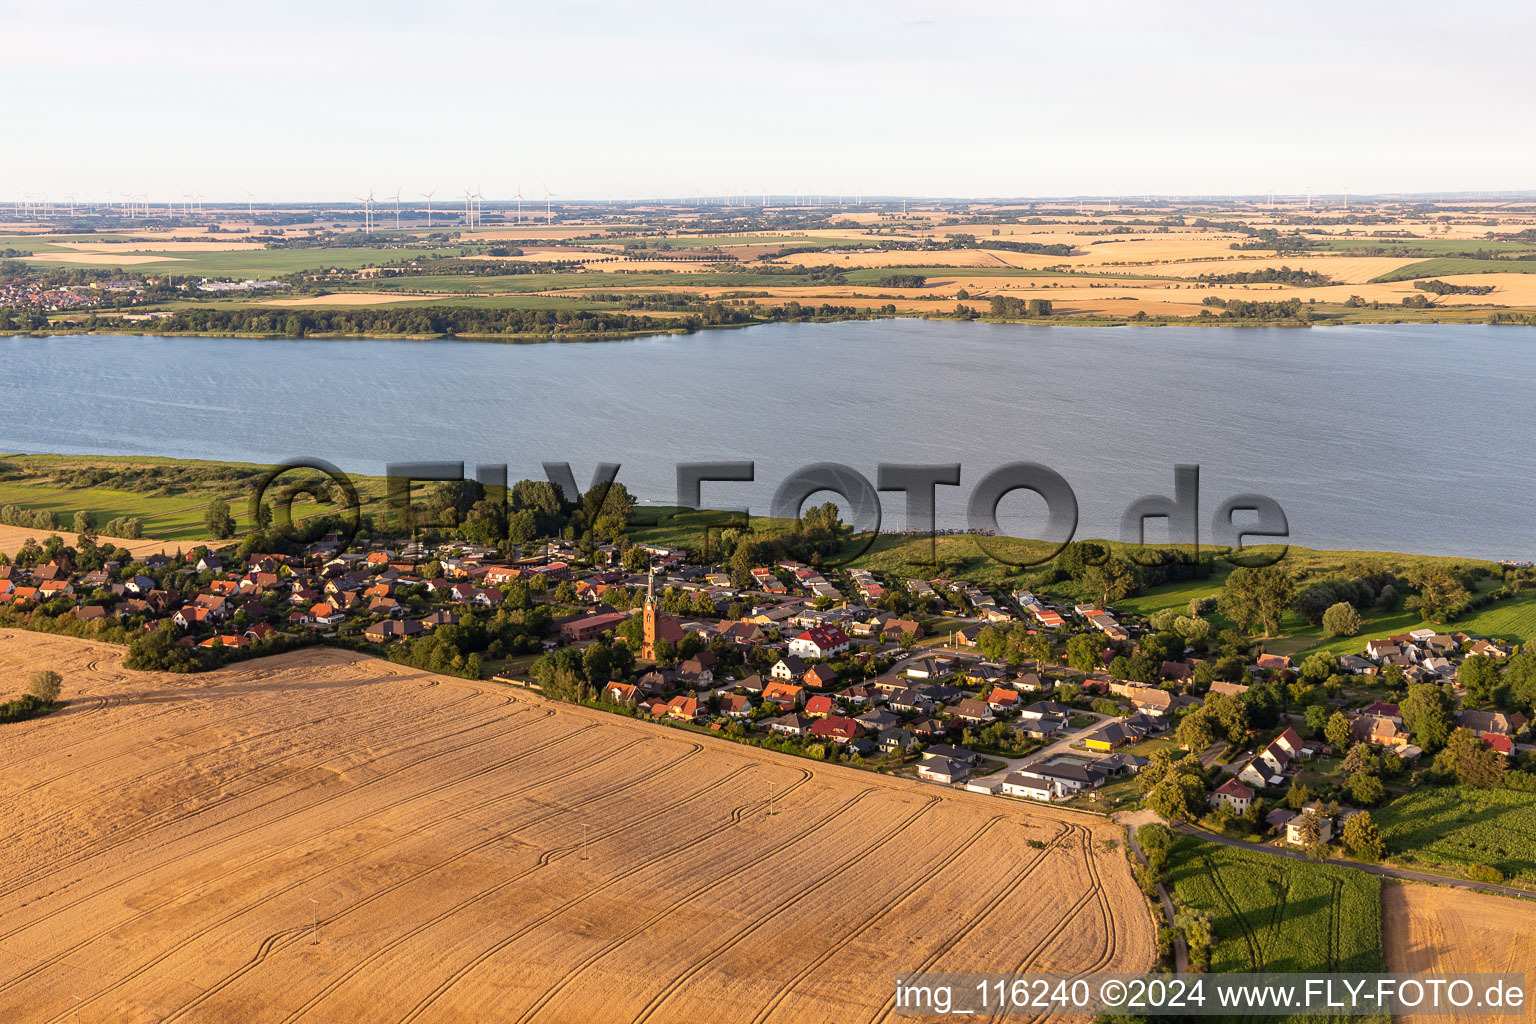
[2,517,1530,870]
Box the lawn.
[1168,836,1385,978]
[1290,589,1536,660]
[1374,787,1536,883]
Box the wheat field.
[0,632,1153,1024]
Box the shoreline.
[9,309,1536,344]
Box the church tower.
[641,564,658,661]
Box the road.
[1172,822,1536,902]
[1120,808,1188,975]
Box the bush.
[1322,602,1362,637]
[1466,864,1505,884]
[29,670,62,702]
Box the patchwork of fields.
[0,632,1153,1024]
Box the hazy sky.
[8,0,1533,202]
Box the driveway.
[971,711,1114,780]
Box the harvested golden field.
[1382,883,1536,1024]
[52,241,267,253]
[0,524,178,560]
[23,252,184,265]
[0,633,1153,1024]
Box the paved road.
[1173,822,1536,902]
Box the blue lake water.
[2,321,1534,560]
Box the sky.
[7,0,1534,203]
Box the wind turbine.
[389,187,402,229]
[514,185,524,223]
[419,189,436,227]
[461,187,474,228]
[543,184,557,224]
[245,190,255,217]
[354,189,375,233]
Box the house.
[1338,655,1376,675]
[308,602,344,626]
[1286,803,1334,846]
[905,657,955,680]
[770,656,807,681]
[804,694,837,718]
[1209,778,1254,814]
[665,696,703,721]
[1483,733,1514,755]
[887,688,935,715]
[1208,680,1250,699]
[916,754,969,785]
[605,682,641,705]
[1255,653,1293,673]
[882,618,924,642]
[1084,722,1133,751]
[1359,701,1402,722]
[856,709,901,731]
[949,698,994,725]
[1457,709,1527,738]
[878,727,917,754]
[1012,755,1108,795]
[984,687,1020,713]
[1351,715,1408,747]
[802,664,837,690]
[809,716,860,746]
[559,611,630,644]
[679,652,717,686]
[1124,685,1176,716]
[924,743,983,765]
[735,673,767,695]
[1256,727,1307,775]
[788,626,850,659]
[1001,772,1058,801]
[762,681,805,708]
[767,713,812,737]
[719,694,754,719]
[364,619,424,642]
[1018,714,1067,739]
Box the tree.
[1065,633,1102,673]
[1458,654,1502,705]
[1304,704,1331,736]
[1400,682,1454,751]
[204,499,236,540]
[1080,559,1135,608]
[1434,727,1507,788]
[1341,810,1385,862]
[29,670,63,703]
[1291,810,1322,847]
[1505,649,1536,712]
[1145,773,1206,822]
[1174,908,1212,973]
[1322,601,1362,637]
[72,510,96,538]
[1219,566,1294,637]
[1325,711,1353,751]
[1347,771,1385,807]
[1175,711,1215,754]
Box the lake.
[2,321,1533,560]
